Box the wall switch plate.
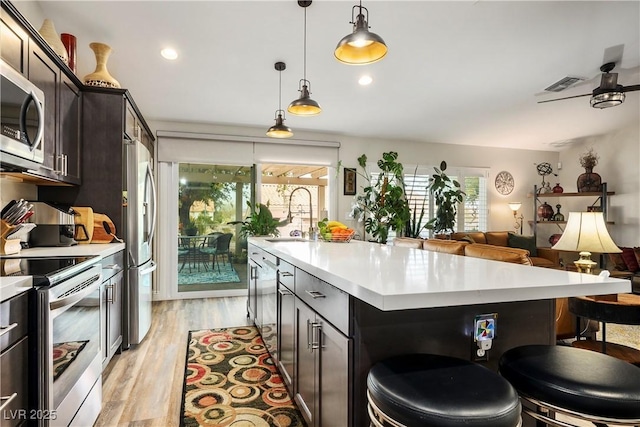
[472,313,498,361]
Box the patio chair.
[200,232,233,272]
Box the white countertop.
[250,238,632,311]
[0,243,125,302]
[2,243,125,259]
[0,276,32,302]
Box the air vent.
[544,76,585,92]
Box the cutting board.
[92,213,117,244]
[72,206,94,244]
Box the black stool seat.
[367,354,521,427]
[499,345,640,420]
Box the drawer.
[248,245,263,264]
[278,260,295,291]
[295,269,349,335]
[101,250,124,282]
[0,336,29,427]
[0,291,29,352]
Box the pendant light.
[288,0,322,116]
[334,0,387,65]
[267,62,294,138]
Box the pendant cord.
[278,69,282,110]
[303,6,307,82]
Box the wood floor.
[94,297,251,427]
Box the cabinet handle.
[305,290,326,299]
[0,393,18,412]
[55,154,64,174]
[107,283,116,303]
[0,323,18,337]
[311,322,321,351]
[250,265,257,280]
[277,288,292,296]
[63,154,68,176]
[280,271,294,277]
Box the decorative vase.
[549,234,562,246]
[576,167,602,193]
[38,19,68,65]
[83,42,121,88]
[552,204,564,222]
[552,183,563,193]
[61,33,77,73]
[537,201,553,221]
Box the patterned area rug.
[53,340,88,381]
[181,326,306,427]
[178,262,241,285]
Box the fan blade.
[537,93,591,104]
[622,84,640,93]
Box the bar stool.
[499,345,640,426]
[367,354,522,427]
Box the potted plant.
[183,221,198,236]
[238,202,281,238]
[352,152,410,244]
[427,161,466,237]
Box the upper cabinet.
[1,1,82,185]
[0,5,28,74]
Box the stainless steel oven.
[7,256,102,427]
[0,59,45,171]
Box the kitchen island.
[248,237,631,427]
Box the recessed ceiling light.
[161,48,178,60]
[359,75,373,86]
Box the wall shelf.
[532,183,614,243]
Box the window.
[371,166,488,238]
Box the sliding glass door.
[177,163,252,294]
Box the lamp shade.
[551,212,621,253]
[508,202,522,212]
[266,111,293,138]
[334,7,387,65]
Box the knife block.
[0,220,21,255]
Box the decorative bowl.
[321,230,355,243]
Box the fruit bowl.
[321,230,356,243]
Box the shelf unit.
[531,183,614,245]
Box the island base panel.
[351,299,555,427]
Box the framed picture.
[344,168,357,195]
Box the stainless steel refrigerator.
[123,138,157,347]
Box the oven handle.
[49,274,101,311]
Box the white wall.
[557,124,640,247]
[148,119,559,235]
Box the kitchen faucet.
[287,187,316,239]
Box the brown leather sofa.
[393,235,595,340]
[450,231,558,268]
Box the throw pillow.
[608,252,628,271]
[507,233,537,257]
[634,247,640,266]
[620,247,640,272]
[460,235,475,244]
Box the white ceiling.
[25,1,640,152]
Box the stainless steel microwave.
[1,58,45,170]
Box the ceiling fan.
[539,62,640,109]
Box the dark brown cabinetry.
[39,88,154,235]
[1,1,82,185]
[0,5,28,74]
[101,250,124,369]
[0,290,31,427]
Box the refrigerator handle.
[146,163,157,246]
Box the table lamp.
[551,212,621,274]
[508,202,524,234]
